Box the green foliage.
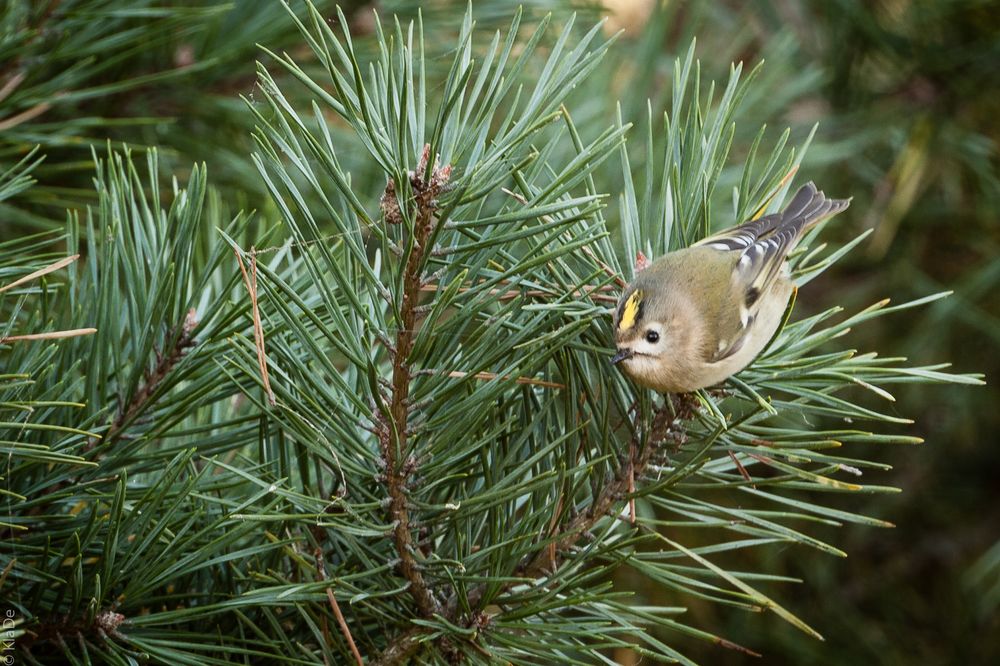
[0,1,990,664]
[0,0,360,228]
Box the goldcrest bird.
[612,182,850,393]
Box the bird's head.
[612,288,669,368]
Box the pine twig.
[375,396,696,663]
[515,395,691,580]
[314,546,364,666]
[0,101,52,131]
[0,254,79,294]
[85,309,198,453]
[376,146,451,619]
[0,71,25,105]
[235,247,275,406]
[1,328,96,343]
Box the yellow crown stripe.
[619,290,642,331]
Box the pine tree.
[0,2,983,664]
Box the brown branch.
[579,241,627,289]
[0,71,25,105]
[374,395,697,664]
[86,309,198,452]
[372,151,691,664]
[514,395,692,582]
[20,606,126,651]
[375,146,451,620]
[314,546,364,666]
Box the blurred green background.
[2,0,996,662]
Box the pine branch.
[3,4,988,664]
[372,395,697,663]
[517,395,692,580]
[376,147,452,619]
[238,7,980,661]
[86,309,199,452]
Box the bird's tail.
[779,182,852,238]
[695,182,851,253]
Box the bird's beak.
[611,348,634,365]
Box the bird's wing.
[707,278,758,364]
[701,183,850,363]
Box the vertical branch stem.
[378,149,450,619]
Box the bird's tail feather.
[781,182,852,237]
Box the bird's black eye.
[645,330,660,344]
